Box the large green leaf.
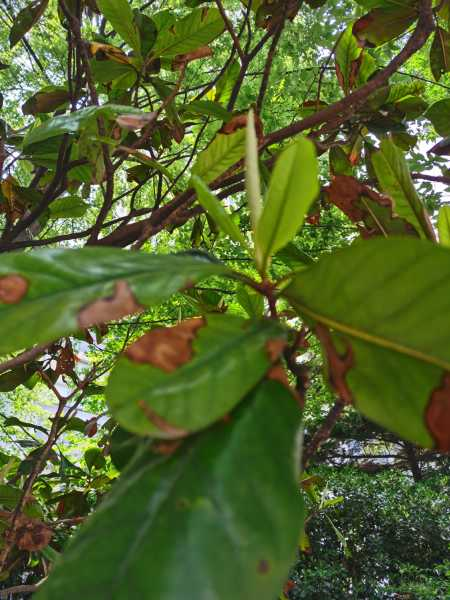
[152,7,225,57]
[371,138,435,240]
[191,129,246,184]
[0,249,229,356]
[255,137,319,271]
[284,237,450,451]
[107,314,285,436]
[9,0,49,48]
[96,0,141,54]
[36,381,303,600]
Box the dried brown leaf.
[172,46,212,70]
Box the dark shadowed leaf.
[36,381,303,600]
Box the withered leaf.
[172,46,212,70]
[116,112,157,131]
[0,274,28,304]
[78,280,143,328]
[126,318,205,372]
[8,514,53,552]
[426,373,450,452]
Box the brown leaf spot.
[126,318,205,372]
[426,373,450,452]
[138,400,188,439]
[258,559,270,574]
[0,274,28,304]
[315,324,354,404]
[78,280,143,328]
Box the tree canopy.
[0,0,449,598]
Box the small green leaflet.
[371,138,435,240]
[192,176,248,248]
[191,129,246,184]
[255,136,319,272]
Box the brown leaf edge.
[426,372,450,452]
[315,324,354,404]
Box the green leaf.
[236,286,265,318]
[49,196,88,220]
[107,314,285,437]
[0,363,40,392]
[284,237,450,450]
[84,448,106,472]
[96,0,141,54]
[437,205,450,247]
[152,8,225,57]
[335,25,362,94]
[353,6,417,47]
[191,129,246,184]
[430,27,450,82]
[192,176,248,248]
[255,137,319,271]
[9,0,49,48]
[23,104,143,150]
[35,381,303,600]
[425,98,450,137]
[0,248,229,356]
[371,138,435,240]
[182,100,230,121]
[2,415,48,435]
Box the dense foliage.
[0,0,449,598]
